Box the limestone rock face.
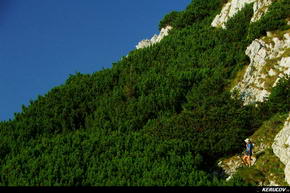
[211,0,274,28]
[136,26,173,49]
[213,0,290,106]
[251,0,273,22]
[285,164,290,186]
[232,31,290,105]
[272,114,290,185]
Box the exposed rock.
[285,164,290,186]
[268,69,277,76]
[213,1,290,106]
[269,179,280,186]
[136,26,173,49]
[232,30,290,105]
[251,0,273,23]
[218,156,244,179]
[211,0,274,28]
[218,154,257,180]
[267,32,273,36]
[211,0,255,28]
[286,18,290,26]
[272,114,290,185]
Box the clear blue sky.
[0,0,190,121]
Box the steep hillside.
[213,0,290,186]
[0,0,289,186]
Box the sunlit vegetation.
[0,0,289,186]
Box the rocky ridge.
[218,155,257,181]
[136,26,173,49]
[211,0,274,28]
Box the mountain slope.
[213,0,290,185]
[0,0,289,186]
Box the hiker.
[242,138,254,167]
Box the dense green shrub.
[231,167,266,186]
[247,0,290,41]
[159,11,180,30]
[0,0,289,186]
[267,76,290,113]
[174,0,223,29]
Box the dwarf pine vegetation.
[0,0,289,186]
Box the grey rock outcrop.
[218,155,257,181]
[211,0,274,28]
[251,0,273,22]
[212,0,290,105]
[136,26,173,49]
[272,114,290,185]
[232,31,290,105]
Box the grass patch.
[262,29,290,44]
[234,113,289,185]
[254,148,288,186]
[263,75,280,91]
[228,64,249,91]
[220,113,288,186]
[233,167,266,186]
[281,47,290,58]
[231,148,287,186]
[251,113,288,148]
[260,29,290,91]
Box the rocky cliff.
[233,30,290,105]
[211,0,290,106]
[212,0,290,103]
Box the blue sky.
[0,0,190,121]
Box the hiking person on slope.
[242,138,254,167]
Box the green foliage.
[247,0,290,41]
[0,0,289,186]
[225,176,254,186]
[231,167,265,186]
[254,148,288,186]
[175,0,223,29]
[225,3,254,42]
[144,72,257,166]
[267,76,290,113]
[0,128,226,186]
[159,0,224,30]
[159,11,179,30]
[255,76,290,122]
[11,69,120,139]
[251,113,288,148]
